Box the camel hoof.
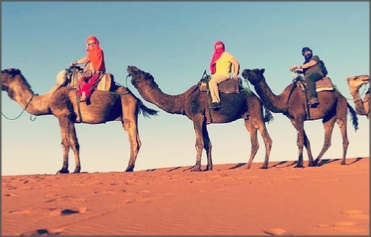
[191,166,202,172]
[260,165,268,169]
[308,162,317,167]
[203,166,213,171]
[294,164,304,168]
[72,170,81,174]
[340,161,346,165]
[125,165,134,172]
[56,169,69,174]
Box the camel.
[126,66,273,172]
[242,68,359,167]
[345,74,370,119]
[1,68,158,174]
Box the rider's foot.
[209,102,221,109]
[79,92,87,102]
[308,97,319,105]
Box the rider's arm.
[230,57,240,79]
[71,56,90,66]
[301,59,317,70]
[75,56,90,65]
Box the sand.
[2,157,369,236]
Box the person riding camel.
[70,35,106,102]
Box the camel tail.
[129,89,158,118]
[263,105,274,123]
[347,102,359,131]
[137,98,159,118]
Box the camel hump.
[199,77,244,93]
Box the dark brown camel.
[126,66,273,171]
[345,74,370,119]
[1,68,158,174]
[242,68,359,167]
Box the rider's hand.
[232,75,238,80]
[70,61,77,67]
[289,65,298,71]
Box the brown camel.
[126,66,273,171]
[242,68,359,167]
[1,68,158,174]
[345,74,370,119]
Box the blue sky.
[2,2,369,175]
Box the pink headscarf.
[209,41,225,74]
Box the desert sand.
[2,157,369,236]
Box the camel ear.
[261,68,265,74]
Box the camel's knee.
[322,142,331,149]
[195,141,204,151]
[336,119,345,128]
[61,138,69,148]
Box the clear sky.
[2,2,369,175]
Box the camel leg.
[121,113,141,172]
[303,130,315,166]
[57,116,71,174]
[290,119,305,168]
[192,115,206,172]
[313,116,336,166]
[257,120,273,169]
[68,121,81,173]
[244,119,259,169]
[202,118,213,171]
[337,117,349,165]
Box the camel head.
[345,75,370,91]
[1,68,23,92]
[242,68,266,85]
[126,65,155,88]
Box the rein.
[1,94,37,121]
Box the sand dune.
[2,157,369,236]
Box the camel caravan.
[1,64,369,174]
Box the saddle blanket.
[199,77,244,93]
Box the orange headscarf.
[86,35,106,71]
[209,41,225,74]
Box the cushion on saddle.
[315,77,334,92]
[96,73,114,91]
[199,77,243,93]
[297,76,334,92]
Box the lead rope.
[1,94,36,121]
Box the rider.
[208,41,240,109]
[289,47,325,106]
[70,35,106,102]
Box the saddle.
[198,76,244,93]
[66,65,115,92]
[296,76,334,92]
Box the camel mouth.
[126,66,140,74]
[241,69,251,79]
[361,75,370,82]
